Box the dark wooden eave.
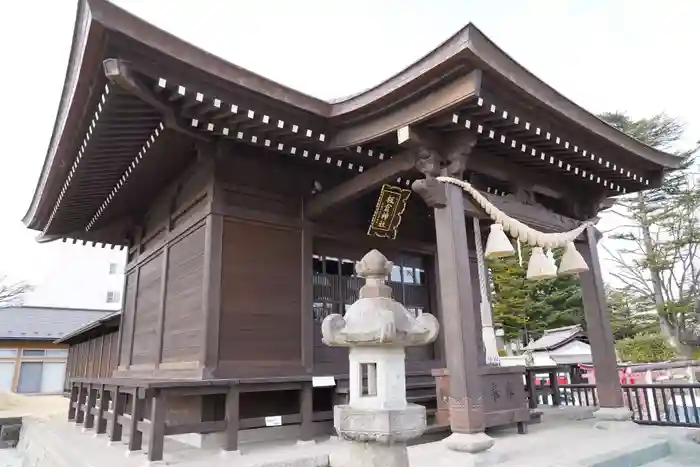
[23,0,684,242]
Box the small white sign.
[312,376,336,387]
[397,126,410,145]
[264,415,282,427]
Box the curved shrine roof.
[22,0,684,240]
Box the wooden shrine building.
[23,0,682,461]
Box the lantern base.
[334,403,426,444]
[330,441,409,467]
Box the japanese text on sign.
[367,184,411,240]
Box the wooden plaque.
[367,184,411,240]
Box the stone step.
[642,457,695,467]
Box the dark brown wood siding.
[131,252,163,365]
[162,224,206,363]
[65,331,119,388]
[219,219,302,374]
[119,272,137,367]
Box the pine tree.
[599,112,699,356]
[488,243,584,343]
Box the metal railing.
[534,382,700,428]
[622,383,700,427]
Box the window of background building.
[106,291,121,303]
[108,262,119,274]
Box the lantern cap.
[321,250,439,347]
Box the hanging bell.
[526,246,557,280]
[558,241,589,275]
[484,223,515,259]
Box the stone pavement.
[0,450,21,467]
[13,409,700,466]
[408,417,696,466]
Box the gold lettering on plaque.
[367,184,411,240]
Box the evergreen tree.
[599,112,699,356]
[607,286,659,340]
[488,243,584,343]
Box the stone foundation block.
[330,441,408,467]
[334,403,425,444]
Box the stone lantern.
[322,249,439,467]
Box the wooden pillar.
[578,226,624,408]
[300,215,314,373]
[155,246,170,366]
[148,391,167,462]
[84,384,98,429]
[76,383,87,424]
[125,270,140,368]
[433,182,486,434]
[68,383,78,420]
[110,388,125,442]
[96,384,109,434]
[223,386,240,452]
[299,381,314,442]
[202,214,224,377]
[127,393,145,451]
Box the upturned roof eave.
[22,0,101,231]
[461,24,683,170]
[24,0,684,232]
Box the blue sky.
[0,0,697,294]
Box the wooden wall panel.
[65,331,119,383]
[162,225,206,363]
[131,253,163,365]
[219,220,302,365]
[119,272,137,366]
[109,332,119,376]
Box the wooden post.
[126,270,140,368]
[128,393,145,451]
[76,383,87,424]
[223,386,240,452]
[110,388,125,442]
[96,384,109,434]
[433,182,487,434]
[299,381,314,442]
[84,384,98,429]
[202,214,224,377]
[300,215,314,373]
[68,383,78,420]
[155,246,170,366]
[579,226,625,408]
[148,391,167,462]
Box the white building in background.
[25,243,127,310]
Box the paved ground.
[0,450,21,467]
[8,402,700,466]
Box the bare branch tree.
[0,276,33,308]
[599,111,700,356]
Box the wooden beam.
[306,150,416,219]
[328,69,481,149]
[102,58,208,142]
[476,192,589,233]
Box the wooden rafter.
[306,150,418,219]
